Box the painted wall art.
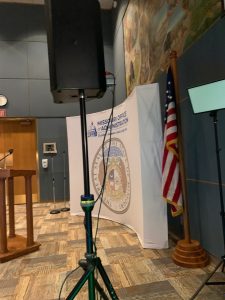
[123,0,221,95]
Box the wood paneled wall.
[0,118,38,203]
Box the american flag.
[162,67,183,217]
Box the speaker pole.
[66,90,118,300]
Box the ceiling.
[0,0,115,9]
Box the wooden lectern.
[0,169,40,263]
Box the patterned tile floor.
[0,203,225,299]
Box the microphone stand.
[66,90,118,300]
[191,110,225,299]
[50,155,60,214]
[61,151,70,212]
[0,150,13,163]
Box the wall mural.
[123,0,221,95]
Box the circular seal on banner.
[92,138,131,214]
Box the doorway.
[0,118,39,204]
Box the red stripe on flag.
[167,107,176,115]
[163,155,177,197]
[166,132,177,143]
[166,119,177,129]
[173,174,181,202]
[162,147,168,172]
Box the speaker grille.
[45,0,106,103]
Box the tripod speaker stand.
[190,110,225,299]
[66,90,118,300]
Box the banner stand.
[67,84,168,250]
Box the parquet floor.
[0,203,225,300]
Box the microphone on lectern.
[0,149,14,162]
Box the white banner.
[66,84,168,249]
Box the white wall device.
[42,158,48,168]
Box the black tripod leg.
[221,260,225,273]
[94,278,109,300]
[88,272,96,299]
[190,259,224,300]
[96,257,119,300]
[66,266,94,300]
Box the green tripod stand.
[66,90,119,300]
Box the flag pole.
[169,50,209,268]
[170,51,191,243]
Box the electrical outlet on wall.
[42,158,48,169]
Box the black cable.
[58,266,81,300]
[94,105,114,203]
[94,73,116,204]
[89,75,116,253]
[94,74,116,246]
[92,96,115,252]
[83,82,115,258]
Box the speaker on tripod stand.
[44,0,106,103]
[44,0,118,298]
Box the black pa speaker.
[44,0,106,103]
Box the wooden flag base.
[172,239,209,268]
